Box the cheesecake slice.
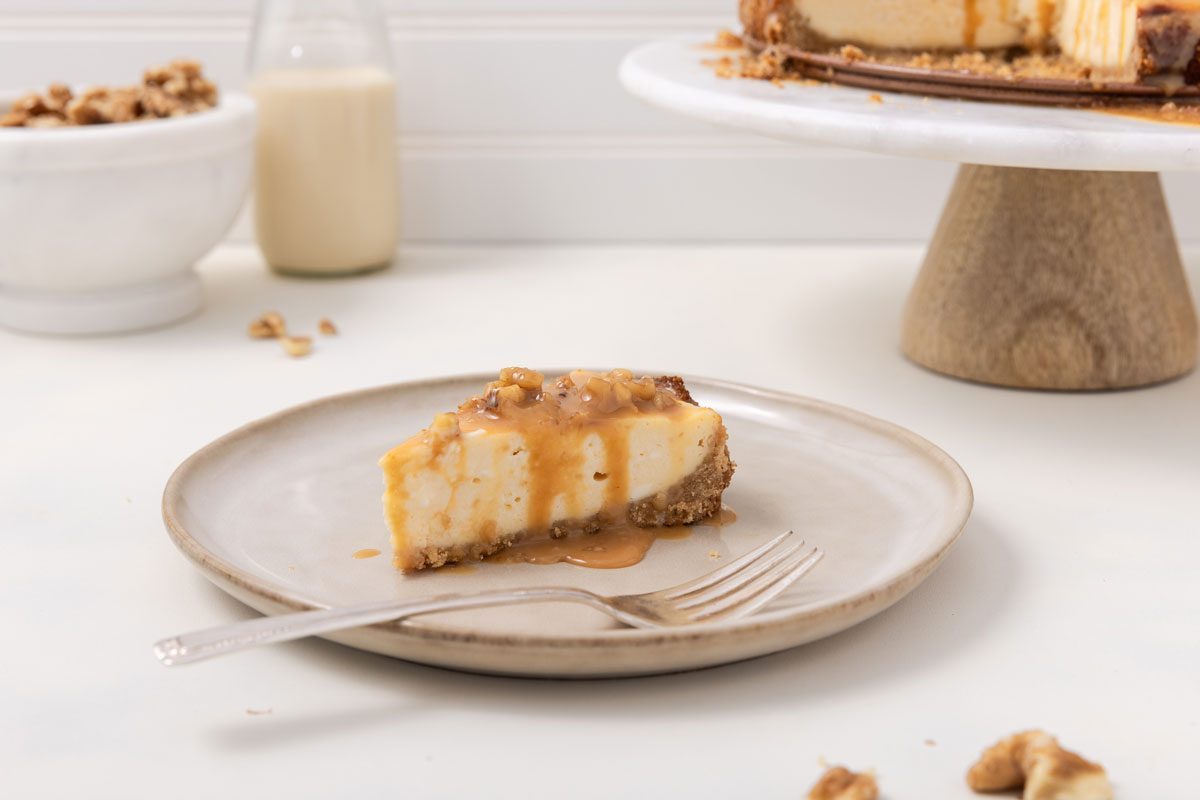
[740,0,1200,84]
[379,368,734,571]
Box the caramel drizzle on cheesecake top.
[457,368,687,535]
[1039,0,1055,42]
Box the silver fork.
[154,531,823,667]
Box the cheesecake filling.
[744,0,1200,82]
[783,0,1027,50]
[380,369,734,570]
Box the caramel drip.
[488,525,684,569]
[1099,1,1110,48]
[524,423,634,531]
[963,0,981,48]
[353,548,381,559]
[1098,104,1200,126]
[485,444,503,540]
[1038,0,1054,38]
[440,438,468,537]
[488,505,739,570]
[525,424,588,531]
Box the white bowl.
[0,94,255,335]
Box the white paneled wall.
[3,1,1198,242]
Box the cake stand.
[620,40,1200,391]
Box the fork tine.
[689,546,824,623]
[653,530,796,600]
[672,538,805,610]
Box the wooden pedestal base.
[902,165,1199,390]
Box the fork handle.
[153,586,600,667]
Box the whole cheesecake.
[740,0,1200,83]
[380,368,734,570]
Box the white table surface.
[3,243,1197,799]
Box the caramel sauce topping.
[487,513,726,569]
[455,368,690,533]
[489,524,668,569]
[1099,102,1200,126]
[963,0,981,49]
[383,367,725,571]
[1038,0,1055,39]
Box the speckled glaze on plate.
[162,373,973,678]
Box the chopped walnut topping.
[480,367,545,410]
[458,368,688,426]
[499,367,545,392]
[807,766,878,800]
[280,336,312,358]
[1,59,217,129]
[429,412,460,437]
[967,730,1112,800]
[582,376,614,405]
[318,318,338,336]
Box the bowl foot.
[0,272,201,335]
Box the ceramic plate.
[163,374,973,678]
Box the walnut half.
[967,730,1113,800]
[807,766,878,800]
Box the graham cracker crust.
[627,427,734,527]
[731,0,1174,85]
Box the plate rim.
[162,371,974,652]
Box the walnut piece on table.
[967,730,1113,800]
[280,336,312,358]
[807,766,879,800]
[248,311,287,339]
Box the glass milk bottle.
[248,0,399,276]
